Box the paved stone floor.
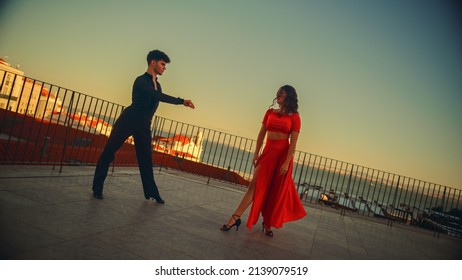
[0,165,461,260]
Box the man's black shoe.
[145,195,165,204]
[93,191,103,200]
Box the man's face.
[152,60,167,75]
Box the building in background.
[154,130,204,161]
[0,58,24,111]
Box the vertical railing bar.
[243,139,254,182]
[408,178,416,208]
[308,155,318,188]
[293,151,302,189]
[210,132,221,167]
[383,173,392,207]
[59,91,76,172]
[11,79,42,163]
[20,82,49,163]
[50,89,73,168]
[454,189,461,216]
[396,176,406,208]
[333,161,344,194]
[344,165,355,198]
[228,135,237,172]
[446,187,455,214]
[296,153,306,194]
[38,86,63,162]
[415,180,424,210]
[391,175,401,214]
[158,118,173,171]
[80,97,96,164]
[221,134,232,173]
[73,94,90,166]
[434,184,443,212]
[233,137,243,173]
[350,165,363,198]
[83,99,101,164]
[339,162,349,195]
[206,130,216,164]
[371,170,382,205]
[428,183,438,211]
[329,160,339,191]
[301,153,312,203]
[217,133,228,170]
[366,169,376,204]
[1,76,27,162]
[318,157,327,191]
[186,124,194,160]
[360,167,370,200]
[400,177,410,209]
[0,72,21,135]
[90,100,110,164]
[421,181,432,210]
[321,158,332,194]
[237,138,248,179]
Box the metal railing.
[1,70,461,237]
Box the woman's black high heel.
[220,214,241,231]
[262,222,274,237]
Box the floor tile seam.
[309,208,325,257]
[343,216,371,259]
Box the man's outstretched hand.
[183,100,195,109]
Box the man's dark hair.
[147,50,170,64]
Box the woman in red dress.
[220,85,306,236]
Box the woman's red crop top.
[262,109,301,135]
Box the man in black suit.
[92,50,195,203]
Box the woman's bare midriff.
[267,131,289,140]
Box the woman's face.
[276,90,287,106]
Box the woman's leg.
[224,165,260,226]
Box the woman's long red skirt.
[247,139,306,230]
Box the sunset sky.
[1,0,461,188]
